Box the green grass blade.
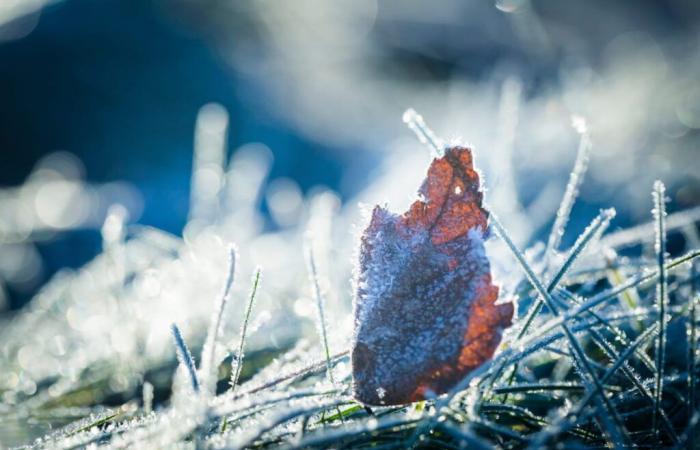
[229,267,262,393]
[305,244,335,385]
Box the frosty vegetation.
[1,102,699,449]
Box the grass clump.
[1,111,699,450]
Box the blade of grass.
[449,405,532,443]
[214,388,341,426]
[653,181,669,436]
[67,412,120,436]
[478,403,551,428]
[221,268,261,432]
[605,257,643,331]
[305,244,335,385]
[286,416,421,450]
[171,323,200,393]
[470,417,529,444]
[402,108,445,156]
[229,267,261,393]
[689,260,698,449]
[602,204,700,249]
[436,422,493,450]
[544,118,591,264]
[200,245,236,395]
[305,242,345,424]
[493,382,590,395]
[317,404,363,423]
[221,350,348,403]
[229,398,349,449]
[476,403,599,442]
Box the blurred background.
[1,0,699,313]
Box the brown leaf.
[352,146,513,406]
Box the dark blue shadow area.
[0,0,357,309]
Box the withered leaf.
[352,146,513,406]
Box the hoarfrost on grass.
[1,107,699,449]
